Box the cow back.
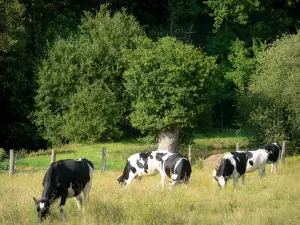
[42,159,93,199]
[262,143,281,163]
[163,153,191,180]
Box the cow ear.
[213,176,218,182]
[33,197,39,205]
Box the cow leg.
[74,195,83,212]
[125,171,136,188]
[82,165,93,214]
[241,174,246,188]
[157,169,166,188]
[233,174,239,189]
[273,161,279,174]
[270,163,273,173]
[169,174,179,188]
[82,181,92,214]
[259,166,266,178]
[59,192,68,221]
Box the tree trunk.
[157,127,181,153]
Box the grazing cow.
[117,150,192,187]
[33,158,94,222]
[213,149,269,189]
[260,142,282,174]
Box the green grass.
[0,131,250,172]
[0,159,299,225]
[1,131,299,224]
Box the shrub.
[0,148,6,161]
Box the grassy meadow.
[1,131,298,225]
[1,158,300,225]
[0,130,249,171]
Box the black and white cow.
[213,149,270,189]
[117,150,192,187]
[33,158,94,222]
[260,142,282,174]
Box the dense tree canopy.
[124,37,217,134]
[2,0,300,150]
[0,0,42,150]
[35,6,145,144]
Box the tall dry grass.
[1,157,300,225]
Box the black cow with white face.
[260,142,282,174]
[33,158,94,222]
[213,152,248,189]
[117,150,192,187]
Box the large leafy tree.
[243,32,300,147]
[35,6,145,144]
[124,37,217,152]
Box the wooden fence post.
[9,149,14,177]
[188,146,192,163]
[51,149,56,163]
[202,148,208,160]
[281,141,286,164]
[101,147,106,172]
[236,142,240,151]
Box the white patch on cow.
[67,183,75,197]
[80,163,94,213]
[86,163,94,188]
[39,202,45,209]
[273,142,280,148]
[76,158,82,161]
[218,176,226,187]
[171,173,178,180]
[244,149,269,174]
[213,168,217,177]
[174,158,183,170]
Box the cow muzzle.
[117,177,126,186]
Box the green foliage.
[0,148,6,161]
[35,5,145,145]
[0,0,26,52]
[204,0,260,30]
[226,38,266,92]
[244,32,300,146]
[124,36,218,138]
[0,0,43,150]
[63,81,122,142]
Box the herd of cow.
[33,142,282,222]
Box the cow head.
[117,176,126,186]
[213,175,230,188]
[33,197,50,222]
[213,168,229,189]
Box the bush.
[0,148,6,161]
[243,32,300,149]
